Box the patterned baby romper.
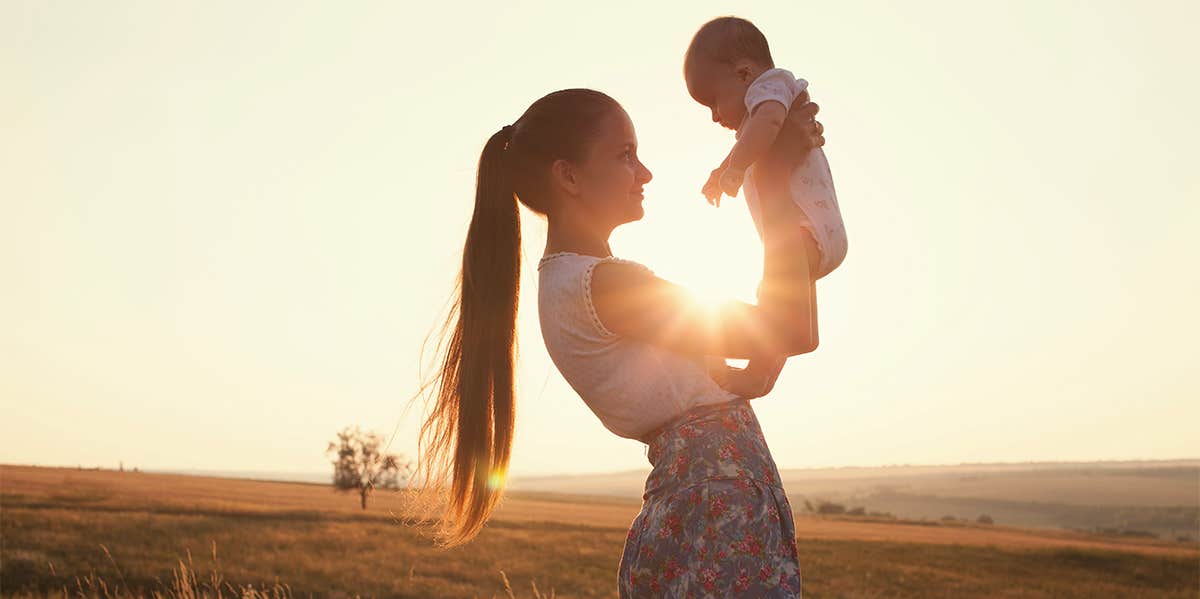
[617,399,802,597]
[742,68,848,280]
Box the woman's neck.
[545,212,613,259]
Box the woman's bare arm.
[590,259,815,359]
[736,89,824,376]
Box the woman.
[415,88,823,597]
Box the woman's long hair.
[412,89,621,547]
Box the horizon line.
[4,455,1198,483]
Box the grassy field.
[2,465,1197,598]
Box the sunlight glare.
[487,467,507,491]
[626,171,766,310]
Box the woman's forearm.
[755,175,818,356]
[750,93,821,356]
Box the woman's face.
[570,109,654,227]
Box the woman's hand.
[760,90,824,178]
[745,355,787,398]
[787,89,824,149]
[707,355,786,400]
[714,366,772,400]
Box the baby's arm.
[720,101,789,196]
[702,153,733,206]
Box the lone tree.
[326,426,412,510]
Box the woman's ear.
[550,158,580,197]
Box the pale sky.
[3,1,1197,478]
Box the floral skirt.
[618,399,802,598]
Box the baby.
[685,16,847,281]
[686,16,847,397]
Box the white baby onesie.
[741,68,848,279]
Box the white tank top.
[536,252,737,442]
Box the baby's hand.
[702,168,724,207]
[719,167,745,198]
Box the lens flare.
[487,467,506,491]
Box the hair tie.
[500,124,515,150]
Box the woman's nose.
[638,160,653,184]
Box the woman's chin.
[610,199,644,226]
[627,204,645,222]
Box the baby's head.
[684,17,774,130]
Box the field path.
[790,517,1197,557]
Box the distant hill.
[147,468,332,485]
[507,459,1200,499]
[507,459,1200,539]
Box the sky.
[3,1,1197,478]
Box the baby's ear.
[734,59,757,83]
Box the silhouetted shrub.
[977,514,994,525]
[326,426,412,510]
[817,501,845,515]
[1118,529,1157,539]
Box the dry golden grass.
[3,465,1197,598]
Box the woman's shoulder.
[588,257,655,296]
[537,252,656,338]
[537,252,652,278]
[538,253,655,309]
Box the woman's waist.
[572,381,735,443]
[642,399,783,495]
[638,397,748,444]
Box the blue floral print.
[618,400,802,597]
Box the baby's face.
[685,60,749,131]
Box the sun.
[624,190,765,310]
